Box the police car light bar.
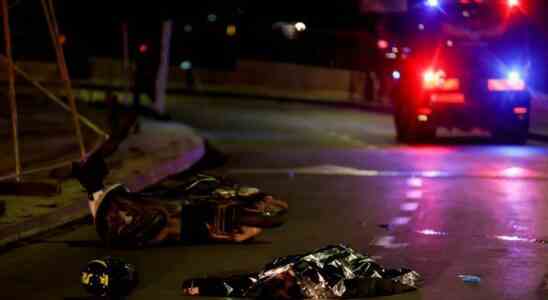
[426,0,440,8]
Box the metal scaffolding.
[1,0,109,182]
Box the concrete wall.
[0,57,373,106]
[173,60,368,103]
[83,58,370,103]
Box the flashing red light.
[418,107,432,115]
[513,107,528,114]
[423,69,446,89]
[139,44,148,54]
[507,0,519,8]
[423,69,461,91]
[377,39,389,49]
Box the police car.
[391,0,531,143]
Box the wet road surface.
[3,95,548,299]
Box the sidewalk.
[0,100,205,247]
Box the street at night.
[4,95,548,299]
[4,0,548,299]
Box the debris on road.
[142,173,289,229]
[181,244,422,299]
[81,257,138,297]
[72,152,288,247]
[458,275,481,285]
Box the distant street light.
[180,60,192,70]
[294,22,306,32]
[138,43,148,54]
[226,24,237,36]
[207,14,217,23]
[58,34,66,45]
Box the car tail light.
[423,69,459,91]
[423,70,445,88]
[492,71,526,91]
[417,108,431,122]
[513,107,528,114]
[488,78,525,91]
[377,39,389,49]
[439,78,460,91]
[430,93,465,104]
[138,43,148,54]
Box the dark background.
[4,0,548,88]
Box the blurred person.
[132,39,160,114]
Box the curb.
[12,80,391,114]
[165,88,394,114]
[0,120,206,248]
[529,132,548,142]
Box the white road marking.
[401,202,420,212]
[228,164,548,180]
[405,190,423,200]
[372,236,409,249]
[416,229,448,236]
[407,177,423,188]
[392,216,412,225]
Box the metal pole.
[2,0,21,181]
[122,22,131,103]
[5,59,109,138]
[154,20,173,115]
[41,0,86,160]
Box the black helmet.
[81,257,138,297]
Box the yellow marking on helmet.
[100,274,110,286]
[81,272,92,285]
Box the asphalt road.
[4,94,548,299]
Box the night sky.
[4,0,548,73]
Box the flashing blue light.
[426,0,439,7]
[392,71,401,80]
[508,71,522,82]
